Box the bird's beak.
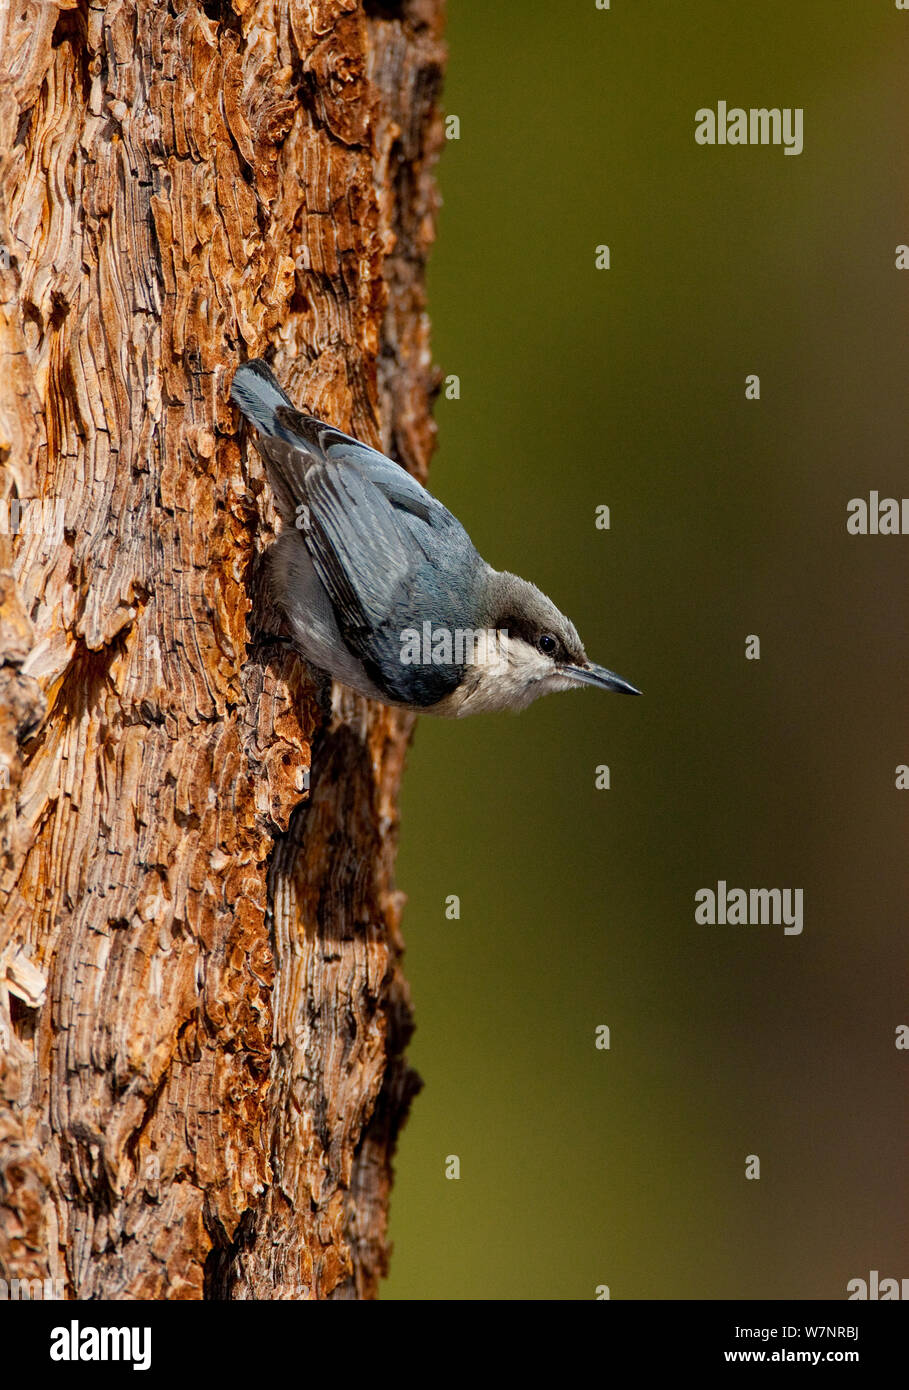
[560,662,642,695]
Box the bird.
[231,358,641,717]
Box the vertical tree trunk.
[0,0,443,1300]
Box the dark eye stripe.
[498,613,534,646]
[499,616,567,661]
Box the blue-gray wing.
[302,458,480,705]
[231,362,481,704]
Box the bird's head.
[454,571,641,715]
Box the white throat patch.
[431,631,579,717]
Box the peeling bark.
[0,0,444,1299]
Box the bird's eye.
[538,633,558,656]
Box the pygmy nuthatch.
[231,359,641,716]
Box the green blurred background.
[383,0,909,1299]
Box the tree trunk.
[0,0,443,1300]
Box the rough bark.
[0,0,443,1300]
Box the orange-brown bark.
[0,0,443,1299]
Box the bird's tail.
[231,359,298,440]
